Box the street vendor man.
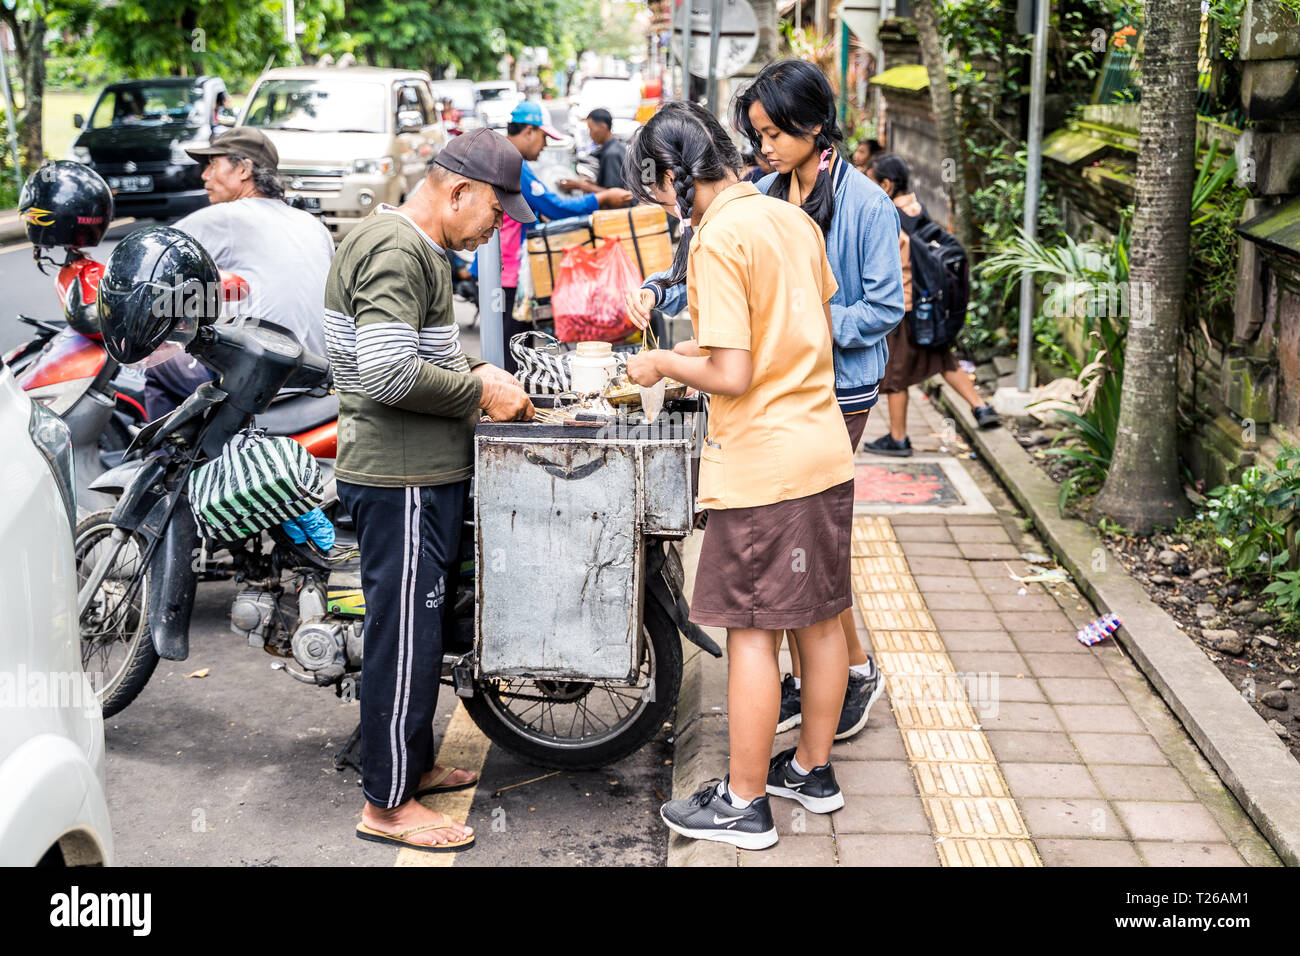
[324,127,535,853]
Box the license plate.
[109,175,153,193]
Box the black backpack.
[904,215,969,351]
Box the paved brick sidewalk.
[670,391,1280,867]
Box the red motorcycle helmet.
[19,161,114,250]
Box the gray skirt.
[689,479,854,631]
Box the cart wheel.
[460,597,683,770]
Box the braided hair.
[732,59,842,236]
[623,100,743,290]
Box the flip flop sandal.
[414,766,479,797]
[355,821,475,853]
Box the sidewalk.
[671,387,1280,867]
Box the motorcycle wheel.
[461,597,682,770]
[74,510,159,718]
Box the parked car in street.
[67,75,231,220]
[430,78,482,135]
[238,65,448,238]
[473,79,523,129]
[569,75,643,145]
[0,361,113,866]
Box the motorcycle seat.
[254,391,339,436]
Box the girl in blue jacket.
[626,60,905,742]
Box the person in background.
[851,138,883,174]
[627,61,904,743]
[862,152,1001,458]
[741,146,775,183]
[493,100,632,373]
[145,127,335,419]
[557,108,628,191]
[625,101,856,850]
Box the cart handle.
[524,450,607,481]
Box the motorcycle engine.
[289,580,363,682]
[230,591,279,646]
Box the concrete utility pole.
[479,233,504,367]
[706,0,722,113]
[1015,0,1050,393]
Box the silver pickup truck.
[237,64,447,238]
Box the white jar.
[568,341,618,394]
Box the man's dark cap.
[587,108,613,128]
[185,127,279,170]
[433,127,535,224]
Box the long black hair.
[623,100,743,290]
[867,152,910,195]
[732,59,841,236]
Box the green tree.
[0,0,57,172]
[1093,0,1198,534]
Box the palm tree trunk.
[910,0,973,251]
[1093,1,1198,535]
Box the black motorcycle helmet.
[19,161,114,249]
[97,226,221,365]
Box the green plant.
[1206,446,1300,576]
[1263,571,1300,626]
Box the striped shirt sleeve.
[348,249,482,417]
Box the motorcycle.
[76,251,711,772]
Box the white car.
[0,362,113,866]
[570,75,643,146]
[473,80,524,129]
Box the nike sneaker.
[766,747,845,813]
[776,673,802,733]
[835,661,885,741]
[660,777,778,850]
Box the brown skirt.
[690,480,854,631]
[879,312,958,394]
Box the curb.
[0,211,26,244]
[935,380,1300,867]
[668,532,736,867]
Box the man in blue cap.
[496,100,632,371]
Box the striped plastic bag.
[188,428,324,544]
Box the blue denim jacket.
[646,159,904,411]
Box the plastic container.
[568,341,618,394]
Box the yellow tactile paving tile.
[913,761,1008,798]
[869,629,945,653]
[852,517,1043,867]
[860,608,937,631]
[856,590,929,611]
[926,797,1029,839]
[939,839,1040,867]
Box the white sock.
[789,754,810,777]
[720,779,751,808]
[850,659,874,678]
[792,676,802,690]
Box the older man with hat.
[144,127,335,418]
[325,127,533,854]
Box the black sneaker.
[862,434,913,457]
[766,748,845,813]
[973,404,1002,429]
[835,661,885,741]
[776,674,802,733]
[660,777,778,850]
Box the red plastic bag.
[551,238,641,343]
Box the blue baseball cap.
[510,101,564,140]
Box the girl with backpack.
[863,153,1002,457]
[625,60,905,748]
[622,100,856,849]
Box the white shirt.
[172,197,335,357]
